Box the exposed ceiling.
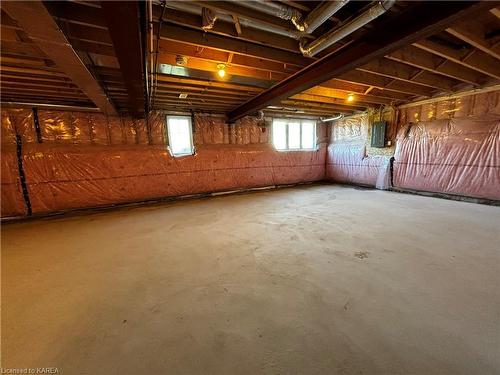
[1,1,499,120]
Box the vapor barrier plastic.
[324,114,391,187]
[21,143,325,214]
[393,116,500,200]
[325,143,390,187]
[1,108,326,217]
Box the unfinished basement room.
[1,1,499,374]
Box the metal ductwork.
[242,0,349,34]
[237,0,305,31]
[302,0,349,34]
[300,0,396,57]
[320,114,344,122]
[165,1,304,39]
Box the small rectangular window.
[272,119,316,151]
[166,116,194,156]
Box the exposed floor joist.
[413,40,500,80]
[228,1,495,122]
[385,45,488,86]
[1,1,116,114]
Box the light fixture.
[347,93,355,102]
[217,63,226,78]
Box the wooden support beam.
[228,1,490,122]
[156,75,263,93]
[300,86,393,106]
[337,70,434,97]
[157,52,289,81]
[159,24,311,68]
[2,1,116,114]
[490,7,500,20]
[446,24,500,60]
[288,94,369,109]
[386,45,487,85]
[158,40,298,75]
[43,1,106,29]
[101,1,146,117]
[232,15,242,36]
[358,58,459,91]
[414,39,500,80]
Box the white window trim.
[166,115,194,157]
[272,118,317,151]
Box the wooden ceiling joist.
[1,1,116,115]
[228,1,492,122]
[42,1,106,29]
[414,39,500,80]
[386,45,487,86]
[159,24,311,68]
[446,24,500,60]
[335,70,433,97]
[158,39,298,75]
[301,86,393,106]
[101,1,146,117]
[358,58,460,92]
[157,52,290,82]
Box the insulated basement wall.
[1,109,326,218]
[326,89,500,200]
[325,108,395,187]
[394,90,500,199]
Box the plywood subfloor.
[2,185,499,374]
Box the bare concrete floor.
[2,185,500,374]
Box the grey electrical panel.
[371,121,386,148]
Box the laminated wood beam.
[228,1,493,122]
[101,1,147,117]
[2,1,116,115]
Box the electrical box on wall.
[371,121,386,148]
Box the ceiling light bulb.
[347,93,355,102]
[217,64,226,78]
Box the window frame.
[166,115,194,157]
[272,118,317,151]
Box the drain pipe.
[300,0,396,57]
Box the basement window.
[166,116,194,156]
[272,119,316,151]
